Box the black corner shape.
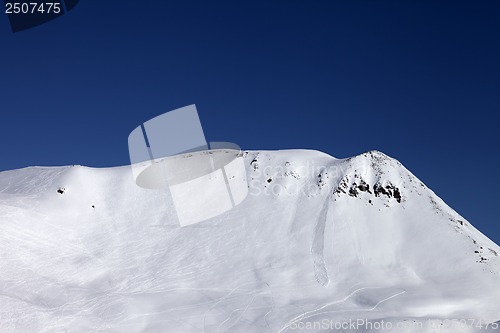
[5,0,80,33]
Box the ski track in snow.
[263,283,277,333]
[202,283,257,333]
[201,282,327,333]
[277,287,407,333]
[217,291,259,332]
[311,195,331,287]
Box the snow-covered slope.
[0,150,499,332]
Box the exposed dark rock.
[335,187,346,194]
[250,159,258,170]
[348,185,358,197]
[393,188,402,203]
[374,183,390,198]
[357,180,371,193]
[335,177,349,195]
[335,175,401,204]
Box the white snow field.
[0,150,499,333]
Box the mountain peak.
[0,149,499,331]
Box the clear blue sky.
[0,1,499,243]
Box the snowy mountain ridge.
[0,149,499,332]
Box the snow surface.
[0,150,499,332]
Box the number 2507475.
[5,2,62,14]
